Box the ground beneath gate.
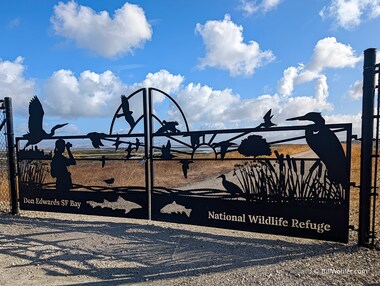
[0,210,379,286]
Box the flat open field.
[0,143,379,285]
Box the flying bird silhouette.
[217,174,243,196]
[212,141,237,160]
[116,95,135,129]
[87,132,107,148]
[257,109,276,128]
[23,96,68,149]
[113,136,121,151]
[179,159,193,178]
[125,143,133,160]
[287,112,348,186]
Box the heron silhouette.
[116,95,135,129]
[217,174,243,196]
[23,96,68,149]
[257,109,276,128]
[287,112,348,186]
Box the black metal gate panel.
[16,89,150,219]
[0,99,11,212]
[148,88,351,243]
[15,87,352,243]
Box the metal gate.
[359,48,380,248]
[15,88,352,243]
[0,98,17,214]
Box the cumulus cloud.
[348,80,363,100]
[51,1,152,58]
[278,37,361,96]
[320,0,380,29]
[238,0,282,15]
[195,14,275,76]
[44,69,126,117]
[0,57,36,113]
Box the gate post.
[359,48,377,246]
[4,97,18,215]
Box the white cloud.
[51,1,152,58]
[44,69,126,117]
[0,57,36,113]
[320,0,380,29]
[278,37,361,97]
[348,80,362,100]
[239,0,282,15]
[195,14,275,76]
[307,37,361,74]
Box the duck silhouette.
[23,96,68,149]
[217,174,243,196]
[287,112,348,186]
[103,178,115,186]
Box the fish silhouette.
[87,196,142,214]
[160,201,192,217]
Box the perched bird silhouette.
[257,109,276,128]
[23,96,68,149]
[287,112,348,186]
[217,174,243,196]
[161,140,175,159]
[101,155,106,168]
[212,141,237,160]
[125,143,133,160]
[103,178,115,186]
[135,138,141,152]
[179,159,193,178]
[113,136,121,151]
[116,95,135,129]
[87,132,107,148]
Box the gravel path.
[0,210,379,286]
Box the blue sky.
[0,0,379,137]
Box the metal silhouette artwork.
[23,96,67,149]
[160,201,192,217]
[117,95,136,129]
[287,112,348,186]
[16,87,352,242]
[179,159,193,178]
[87,196,142,214]
[50,139,76,192]
[257,109,276,128]
[217,174,243,196]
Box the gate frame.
[0,97,18,214]
[359,48,379,248]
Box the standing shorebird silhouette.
[287,112,348,186]
[217,174,243,196]
[23,96,68,149]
